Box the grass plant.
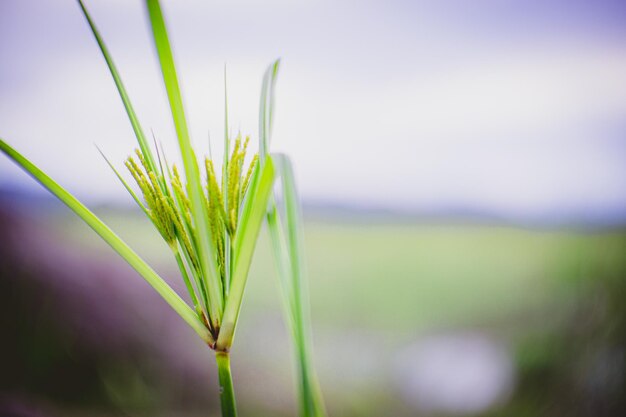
[0,1,326,416]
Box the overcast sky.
[1,0,625,223]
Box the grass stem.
[215,352,237,417]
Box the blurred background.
[1,0,625,416]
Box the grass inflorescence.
[122,137,258,342]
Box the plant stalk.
[215,352,237,417]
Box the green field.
[52,211,626,331]
[43,210,626,416]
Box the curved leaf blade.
[145,0,223,326]
[267,154,327,417]
[0,138,212,345]
[77,0,157,174]
[259,60,280,162]
[216,156,275,351]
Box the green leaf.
[267,154,327,417]
[256,59,327,415]
[0,138,212,345]
[222,65,232,297]
[77,0,158,174]
[145,0,223,327]
[216,156,275,351]
[259,60,280,162]
[97,146,149,217]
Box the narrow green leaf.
[222,65,232,297]
[97,146,149,217]
[145,0,223,326]
[0,139,212,345]
[237,160,260,230]
[267,154,327,417]
[216,157,275,351]
[151,132,169,192]
[259,60,280,162]
[77,0,157,174]
[223,64,231,198]
[173,248,202,316]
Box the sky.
[1,0,625,224]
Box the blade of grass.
[216,157,275,351]
[152,132,170,192]
[223,65,232,297]
[97,146,149,217]
[77,0,158,174]
[223,65,230,196]
[217,59,281,336]
[267,154,326,417]
[259,60,280,162]
[0,138,212,345]
[256,60,326,415]
[173,248,202,318]
[145,0,223,327]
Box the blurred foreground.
[0,201,624,416]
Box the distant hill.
[1,184,624,230]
